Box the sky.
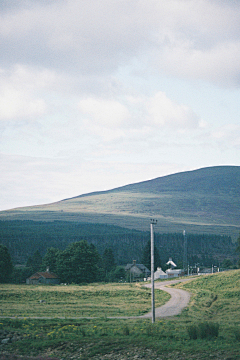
[0,0,240,211]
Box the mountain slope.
[1,166,240,239]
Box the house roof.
[166,258,177,267]
[28,271,59,280]
[125,263,150,273]
[154,267,167,276]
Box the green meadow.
[0,270,240,359]
[0,282,170,318]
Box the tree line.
[0,220,237,268]
[1,232,239,284]
[0,239,162,284]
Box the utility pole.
[183,230,187,272]
[150,218,157,323]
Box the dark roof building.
[125,260,150,281]
[26,269,60,285]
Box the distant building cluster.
[25,257,220,285]
[125,257,185,282]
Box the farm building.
[125,260,150,281]
[154,267,168,280]
[166,268,184,278]
[26,269,60,285]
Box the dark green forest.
[0,220,237,268]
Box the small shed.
[154,267,168,280]
[26,269,60,285]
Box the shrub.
[187,322,219,340]
[198,322,219,339]
[123,325,130,336]
[79,327,86,337]
[187,324,198,340]
[234,327,240,341]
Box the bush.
[187,322,219,340]
[234,327,240,341]
[187,324,198,340]
[198,322,219,339]
[123,325,130,336]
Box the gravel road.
[141,279,192,318]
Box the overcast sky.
[0,0,240,210]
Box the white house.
[154,267,168,280]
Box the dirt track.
[141,279,192,318]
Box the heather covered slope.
[1,166,239,238]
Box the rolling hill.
[1,166,240,239]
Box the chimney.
[46,267,49,272]
[133,260,136,265]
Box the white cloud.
[78,92,200,134]
[0,65,64,121]
[155,41,240,87]
[78,98,130,127]
[0,0,240,86]
[0,87,46,121]
[211,124,240,148]
[147,92,199,129]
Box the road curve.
[140,279,191,318]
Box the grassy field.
[0,282,170,318]
[0,271,240,359]
[176,269,240,325]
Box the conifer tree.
[102,247,116,274]
[42,247,59,272]
[26,250,42,273]
[237,233,240,268]
[0,244,13,283]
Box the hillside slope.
[1,166,240,238]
